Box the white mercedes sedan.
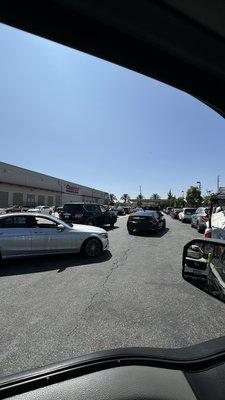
[0,213,109,260]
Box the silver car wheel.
[85,238,101,257]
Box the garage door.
[0,191,9,207]
[13,192,23,205]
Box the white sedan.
[0,213,109,259]
[27,206,52,215]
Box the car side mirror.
[57,224,66,231]
[182,238,225,303]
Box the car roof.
[64,203,98,205]
[1,1,225,116]
[0,212,54,219]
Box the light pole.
[197,181,201,192]
[181,190,184,199]
[217,175,220,191]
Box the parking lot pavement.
[1,215,225,377]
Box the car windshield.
[1,21,225,379]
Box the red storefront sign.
[66,184,79,194]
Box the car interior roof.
[0,0,225,117]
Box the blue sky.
[0,23,224,199]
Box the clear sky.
[0,22,224,200]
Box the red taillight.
[204,229,212,238]
[201,216,209,222]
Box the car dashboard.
[1,338,225,400]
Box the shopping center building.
[0,162,109,208]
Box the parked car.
[191,207,209,233]
[0,213,108,259]
[178,208,197,223]
[59,203,117,227]
[5,205,23,213]
[165,207,173,215]
[110,207,126,216]
[27,205,53,215]
[170,208,182,219]
[123,206,132,214]
[127,210,165,234]
[116,207,126,216]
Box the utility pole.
[139,185,142,196]
[217,175,220,191]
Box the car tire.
[128,228,134,235]
[81,237,103,257]
[181,219,185,223]
[191,222,195,228]
[110,221,115,228]
[85,218,95,226]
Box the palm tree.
[136,193,144,207]
[109,193,117,205]
[150,193,161,200]
[120,193,131,204]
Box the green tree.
[167,190,176,207]
[186,186,202,207]
[167,189,173,200]
[150,193,161,200]
[120,193,131,204]
[202,192,214,206]
[176,197,186,208]
[109,193,117,206]
[136,194,144,207]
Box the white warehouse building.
[0,162,109,208]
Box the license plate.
[193,269,203,275]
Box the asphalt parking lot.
[1,215,225,377]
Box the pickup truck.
[204,189,225,240]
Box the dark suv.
[59,203,117,228]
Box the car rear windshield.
[63,204,83,212]
[184,209,196,214]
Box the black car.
[59,203,117,227]
[123,207,131,214]
[127,210,165,234]
[111,207,126,216]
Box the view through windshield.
[1,22,225,377]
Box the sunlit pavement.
[1,215,225,377]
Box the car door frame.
[0,215,32,258]
[29,215,73,255]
